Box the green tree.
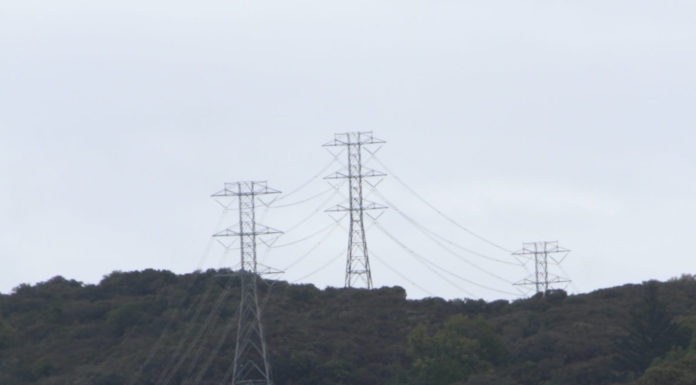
[629,316,696,385]
[407,314,506,385]
[0,317,15,348]
[615,282,689,374]
[106,302,146,336]
[633,355,696,385]
[461,374,519,385]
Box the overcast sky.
[1,0,695,300]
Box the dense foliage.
[615,282,689,374]
[1,269,696,385]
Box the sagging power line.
[373,155,514,254]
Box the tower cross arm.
[326,201,388,213]
[324,168,387,180]
[514,277,570,286]
[211,181,281,198]
[213,224,283,238]
[512,247,536,256]
[323,131,386,147]
[545,245,571,253]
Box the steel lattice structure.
[324,132,386,289]
[513,241,570,296]
[212,181,281,385]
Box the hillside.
[1,269,696,385]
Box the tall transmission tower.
[513,241,570,297]
[212,181,281,385]
[324,132,387,289]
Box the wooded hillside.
[2,269,696,385]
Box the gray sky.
[2,0,695,300]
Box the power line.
[183,304,239,385]
[375,190,521,267]
[373,192,518,285]
[255,220,344,274]
[280,223,342,271]
[216,275,276,385]
[268,221,339,249]
[127,210,231,385]
[281,186,344,234]
[156,279,235,385]
[268,188,333,209]
[151,225,240,385]
[557,263,580,293]
[373,155,513,254]
[374,222,520,297]
[139,276,218,385]
[274,157,341,202]
[180,287,237,381]
[183,282,281,385]
[292,250,344,283]
[370,250,436,297]
[373,223,475,297]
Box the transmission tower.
[212,181,281,385]
[324,132,387,289]
[513,241,570,296]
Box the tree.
[633,355,696,385]
[0,317,15,348]
[460,374,519,385]
[407,315,506,385]
[615,282,689,374]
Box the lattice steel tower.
[324,132,386,289]
[212,181,281,385]
[513,241,570,296]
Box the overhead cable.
[274,157,339,202]
[269,221,339,249]
[376,190,520,266]
[268,188,333,209]
[375,222,520,297]
[557,264,580,293]
[371,250,436,297]
[184,304,239,385]
[280,223,341,271]
[292,250,344,283]
[374,192,519,285]
[373,223,476,297]
[157,279,234,385]
[128,210,231,385]
[373,156,514,254]
[280,186,344,234]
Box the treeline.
[1,269,696,385]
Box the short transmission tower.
[212,181,281,385]
[513,241,570,296]
[324,132,387,289]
